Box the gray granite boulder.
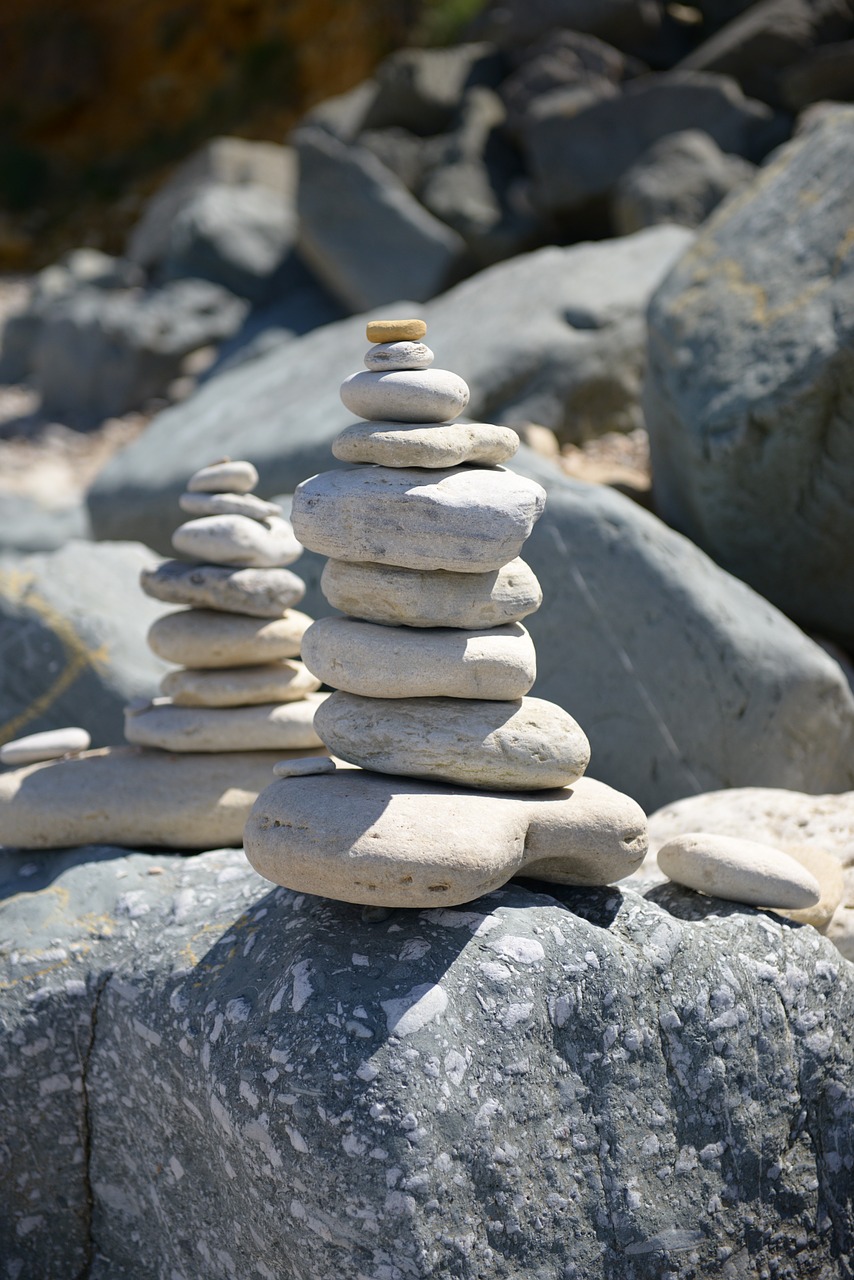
[644,105,854,645]
[2,842,853,1278]
[611,129,755,233]
[360,42,507,135]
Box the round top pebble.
[272,756,336,779]
[1,726,91,766]
[366,318,426,343]
[187,460,259,494]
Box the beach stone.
[160,660,320,707]
[365,318,427,342]
[246,771,646,907]
[272,754,337,778]
[332,419,519,468]
[302,617,536,700]
[364,340,433,371]
[147,608,312,668]
[140,561,305,618]
[292,466,546,573]
[0,726,91,766]
[315,692,590,791]
[321,556,543,628]
[171,514,302,568]
[124,693,327,753]
[340,368,470,423]
[658,832,821,909]
[778,847,846,932]
[187,459,259,493]
[177,491,281,520]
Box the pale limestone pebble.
[178,491,282,521]
[171,514,302,568]
[321,557,543,629]
[292,466,546,574]
[775,846,845,931]
[147,608,312,668]
[161,660,321,707]
[186,459,259,493]
[339,369,470,424]
[245,771,647,907]
[657,832,821,909]
[332,420,519,469]
[140,561,306,618]
[272,755,337,778]
[364,341,434,372]
[0,727,91,767]
[302,617,536,700]
[314,693,590,791]
[124,693,327,753]
[0,745,325,849]
[365,318,426,343]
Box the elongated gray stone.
[320,556,543,629]
[186,459,258,492]
[364,340,434,371]
[172,513,302,568]
[0,726,91,766]
[315,692,590,790]
[292,466,546,573]
[332,419,519,468]
[340,368,470,423]
[140,560,306,617]
[177,491,281,520]
[124,693,327,752]
[161,659,320,707]
[246,771,647,907]
[147,608,312,667]
[302,617,536,700]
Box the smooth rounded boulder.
[331,420,519,469]
[140,561,306,617]
[147,608,311,667]
[339,368,470,423]
[172,514,302,568]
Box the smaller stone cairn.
[131,459,326,754]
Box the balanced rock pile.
[244,319,649,906]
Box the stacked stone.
[243,321,650,907]
[128,458,327,754]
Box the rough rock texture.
[2,843,854,1278]
[644,106,854,644]
[611,129,755,233]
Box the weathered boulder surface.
[644,106,854,644]
[611,129,755,233]
[2,843,853,1278]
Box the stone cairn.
[130,458,327,756]
[243,319,651,907]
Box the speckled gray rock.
[140,560,306,618]
[340,368,470,423]
[177,490,282,520]
[321,556,543,629]
[332,419,519,468]
[123,694,326,752]
[0,726,91,765]
[292,466,546,573]
[187,459,259,492]
[3,844,853,1278]
[161,659,320,706]
[315,692,589,790]
[302,617,536,700]
[364,340,434,371]
[171,513,302,568]
[147,608,312,667]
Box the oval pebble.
[364,341,434,372]
[124,695,327,753]
[332,420,519,469]
[178,491,282,521]
[340,369,469,424]
[140,561,306,618]
[187,460,259,493]
[161,660,321,707]
[172,514,302,568]
[0,727,91,766]
[657,832,821,908]
[147,609,312,668]
[272,756,337,779]
[366,318,426,343]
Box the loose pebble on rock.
[657,831,821,909]
[272,755,337,778]
[0,727,91,766]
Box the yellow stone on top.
[366,318,427,343]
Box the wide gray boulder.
[644,106,854,645]
[2,842,853,1278]
[611,129,755,233]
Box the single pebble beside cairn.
[244,319,650,907]
[130,459,327,754]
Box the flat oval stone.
[314,693,590,791]
[178,491,282,521]
[340,369,470,424]
[147,609,312,668]
[272,756,337,779]
[172,514,302,568]
[140,561,306,618]
[366,318,426,343]
[245,772,646,907]
[124,693,327,752]
[303,617,536,700]
[332,420,519,469]
[657,832,821,908]
[187,460,259,493]
[321,557,543,629]
[364,341,434,372]
[161,660,321,707]
[292,467,546,574]
[0,727,91,766]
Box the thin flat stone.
[124,694,327,753]
[186,460,259,493]
[140,561,306,618]
[302,617,536,700]
[340,369,470,423]
[314,692,590,791]
[321,557,543,629]
[178,491,282,520]
[364,341,434,372]
[332,420,519,468]
[657,832,821,909]
[366,318,426,342]
[0,727,91,767]
[161,660,321,707]
[272,756,337,778]
[292,466,546,573]
[172,514,302,568]
[245,771,647,907]
[147,609,312,668]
